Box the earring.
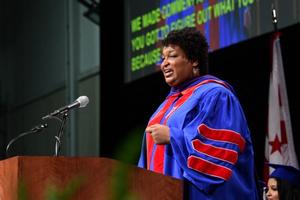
[193,68,199,75]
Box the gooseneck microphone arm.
[53,111,68,157]
[42,96,89,156]
[6,96,89,158]
[6,123,48,157]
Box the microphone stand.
[6,123,48,158]
[54,111,68,157]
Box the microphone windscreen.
[77,96,89,108]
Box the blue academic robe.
[138,75,259,200]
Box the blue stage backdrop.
[124,0,300,83]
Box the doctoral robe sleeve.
[169,86,250,194]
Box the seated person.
[266,163,300,200]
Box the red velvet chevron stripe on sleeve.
[191,139,238,164]
[198,124,245,152]
[187,155,232,180]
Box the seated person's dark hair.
[277,179,300,200]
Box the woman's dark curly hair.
[162,27,209,75]
[161,27,209,74]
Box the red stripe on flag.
[188,155,232,180]
[198,124,245,152]
[192,139,238,164]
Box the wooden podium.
[0,156,183,200]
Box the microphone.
[42,96,89,120]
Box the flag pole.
[271,4,278,32]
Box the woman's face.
[161,45,198,87]
[266,178,279,200]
